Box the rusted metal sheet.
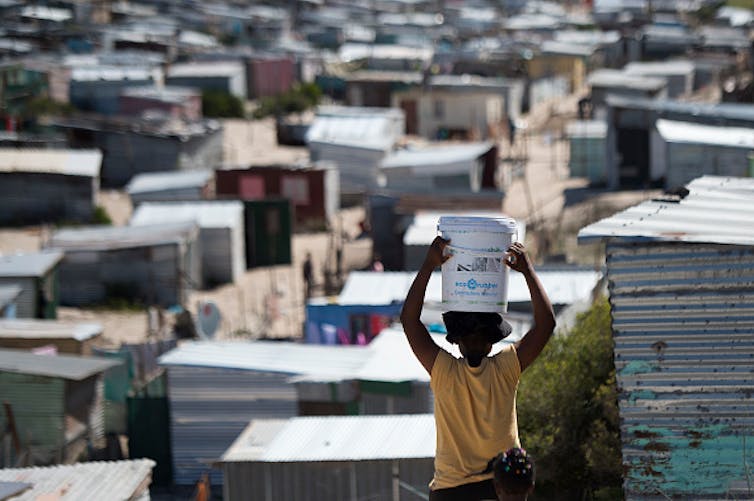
[578,176,754,499]
[606,241,754,499]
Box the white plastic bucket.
[438,216,517,313]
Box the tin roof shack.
[639,23,702,60]
[623,60,695,99]
[130,201,245,286]
[587,69,667,117]
[69,65,157,115]
[380,141,497,193]
[395,74,526,131]
[48,222,201,307]
[126,168,214,206]
[119,85,202,121]
[158,340,372,486]
[166,61,247,100]
[553,29,625,69]
[219,414,435,501]
[246,54,296,99]
[526,41,592,101]
[605,97,754,190]
[0,319,101,355]
[0,459,155,499]
[304,272,413,345]
[344,70,422,108]
[215,163,339,232]
[0,149,101,226]
[652,119,754,189]
[0,285,21,318]
[306,106,404,198]
[338,43,434,73]
[53,114,223,188]
[391,79,506,141]
[0,349,120,465]
[577,175,754,500]
[566,120,608,185]
[0,251,62,319]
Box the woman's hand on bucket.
[425,236,451,269]
[505,242,533,274]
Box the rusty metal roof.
[578,176,754,246]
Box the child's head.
[441,311,512,367]
[493,447,535,500]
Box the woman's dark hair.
[493,447,535,495]
[441,311,510,344]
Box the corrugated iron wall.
[0,372,64,465]
[0,277,35,318]
[166,366,297,486]
[0,173,95,225]
[223,458,434,501]
[606,241,754,499]
[57,241,197,307]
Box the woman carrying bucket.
[400,216,555,501]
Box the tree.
[252,82,322,119]
[201,90,245,118]
[517,298,623,500]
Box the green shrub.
[202,90,245,118]
[518,298,623,500]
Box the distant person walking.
[303,252,313,298]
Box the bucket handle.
[445,244,509,260]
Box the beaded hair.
[493,447,535,495]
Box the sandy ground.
[222,118,308,166]
[3,101,659,347]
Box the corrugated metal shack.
[0,349,120,466]
[624,61,695,99]
[166,61,247,99]
[652,119,754,189]
[0,319,102,355]
[306,106,404,197]
[119,85,202,121]
[68,65,156,115]
[604,96,754,190]
[0,459,155,500]
[246,54,295,99]
[588,69,667,115]
[126,168,214,206]
[219,414,436,501]
[215,162,339,232]
[0,251,63,319]
[52,115,223,188]
[577,175,754,500]
[48,222,201,307]
[0,284,21,318]
[158,341,372,486]
[304,273,410,345]
[130,201,245,286]
[0,148,101,225]
[379,142,498,193]
[566,120,607,185]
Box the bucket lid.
[437,216,517,234]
